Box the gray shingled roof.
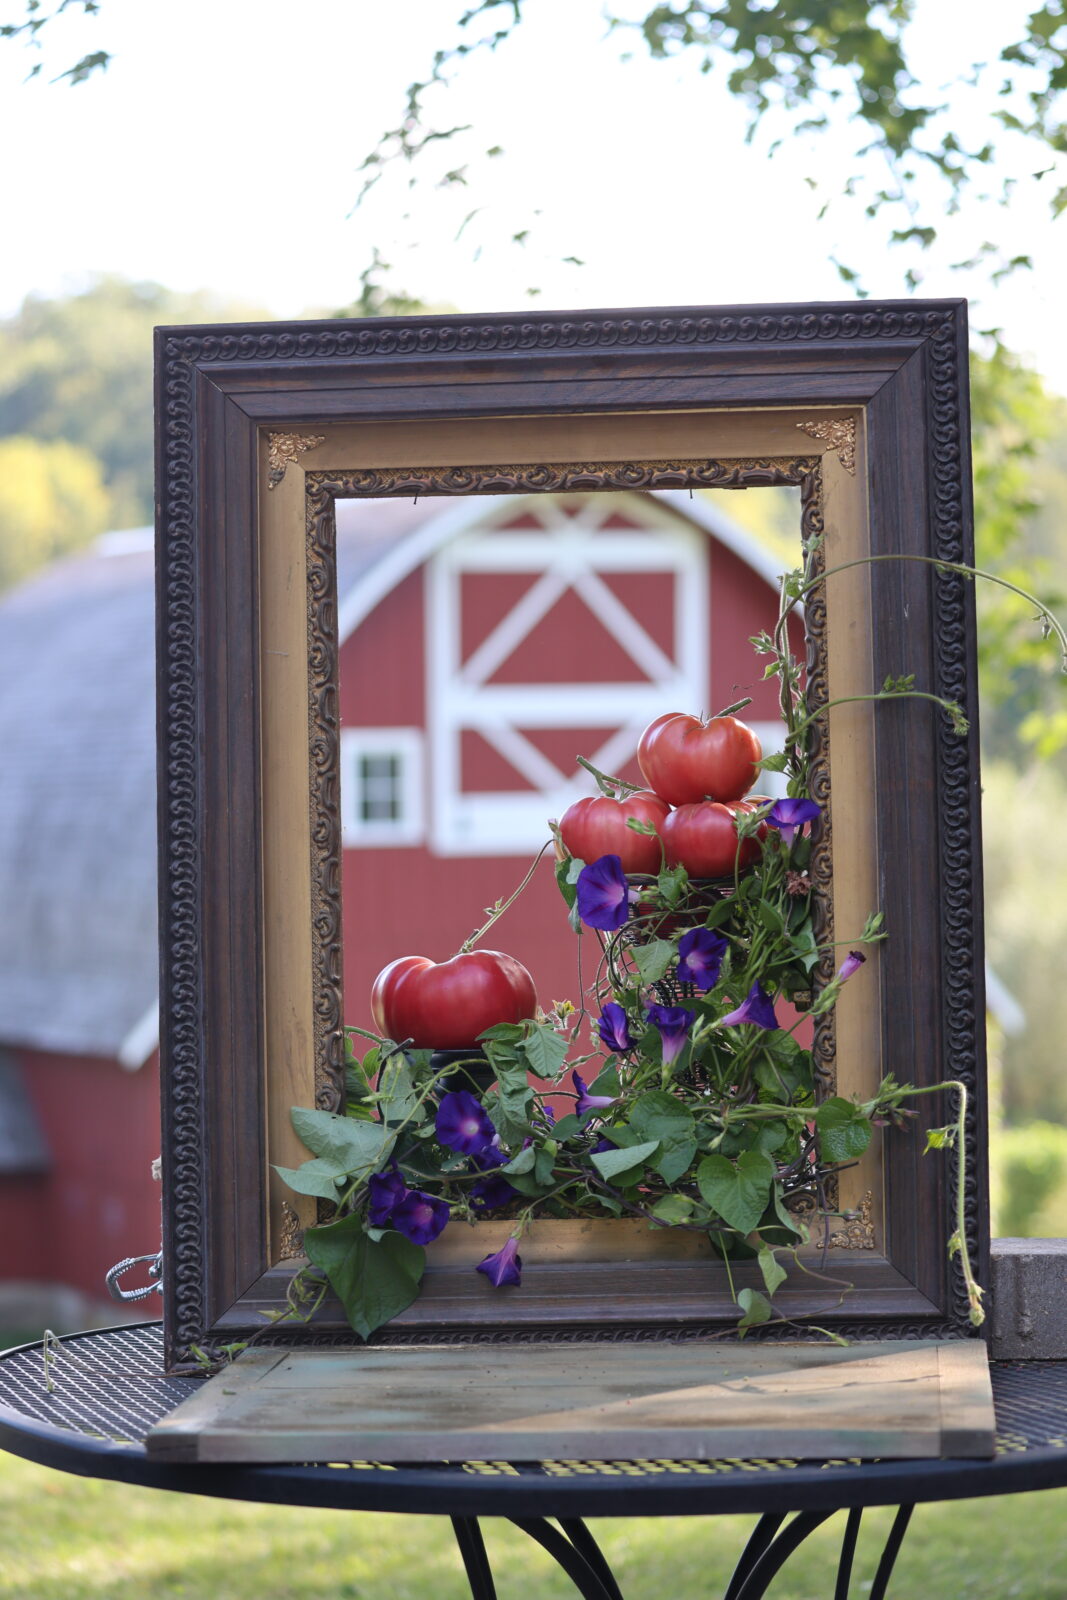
[0,533,159,1059]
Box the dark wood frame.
[155,299,987,1369]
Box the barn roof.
[334,488,788,643]
[0,531,160,1063]
[0,512,403,1065]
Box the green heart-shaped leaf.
[273,1160,344,1202]
[697,1149,775,1235]
[815,1098,873,1162]
[629,1091,698,1185]
[519,1023,569,1080]
[304,1216,425,1341]
[290,1108,390,1179]
[632,939,676,984]
[590,1138,661,1183]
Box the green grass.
[3,1453,1067,1598]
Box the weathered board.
[146,1339,994,1463]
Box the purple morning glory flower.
[470,1174,516,1212]
[766,797,822,847]
[677,928,728,991]
[470,1143,508,1172]
[476,1235,523,1287]
[591,1136,615,1155]
[573,1069,616,1117]
[436,1090,497,1155]
[646,1003,696,1065]
[576,854,635,931]
[837,950,866,982]
[391,1189,451,1245]
[597,1001,635,1053]
[367,1165,408,1227]
[720,981,780,1031]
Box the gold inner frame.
[257,406,880,1271]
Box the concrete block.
[991,1239,1067,1358]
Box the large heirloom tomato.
[371,950,537,1050]
[558,790,671,874]
[662,801,755,879]
[637,713,762,805]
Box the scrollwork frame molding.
[155,297,986,1366]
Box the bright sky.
[3,0,1067,390]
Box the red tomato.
[661,802,751,879]
[637,713,762,805]
[370,950,538,1050]
[558,791,670,874]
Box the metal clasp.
[105,1252,163,1302]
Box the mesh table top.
[3,1324,1067,1518]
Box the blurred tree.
[6,3,1065,289]
[0,276,272,529]
[352,0,1067,292]
[995,1121,1067,1235]
[970,346,1067,764]
[0,434,112,588]
[983,759,1067,1126]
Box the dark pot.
[429,1046,495,1097]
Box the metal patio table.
[2,1323,1066,1600]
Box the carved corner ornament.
[266,432,326,489]
[277,1201,305,1260]
[827,1190,876,1250]
[796,417,857,476]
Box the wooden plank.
[146,1339,994,1464]
[936,1342,998,1457]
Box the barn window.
[340,728,424,847]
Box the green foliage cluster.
[351,0,1067,292]
[9,3,1065,293]
[983,760,1067,1130]
[281,833,897,1341]
[995,1119,1067,1236]
[0,276,270,588]
[0,0,108,86]
[971,345,1067,763]
[0,434,111,588]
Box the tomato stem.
[575,754,644,796]
[458,840,554,954]
[710,696,754,720]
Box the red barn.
[334,489,800,1031]
[0,491,799,1314]
[0,531,162,1329]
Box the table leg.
[729,1511,836,1599]
[834,1507,863,1600]
[451,1517,498,1600]
[727,1504,915,1600]
[869,1505,913,1600]
[558,1518,626,1600]
[510,1518,624,1600]
[723,1514,787,1600]
[451,1503,916,1600]
[450,1516,620,1600]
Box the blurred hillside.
[2,279,1067,1232]
[0,276,272,539]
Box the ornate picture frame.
[155,299,986,1367]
